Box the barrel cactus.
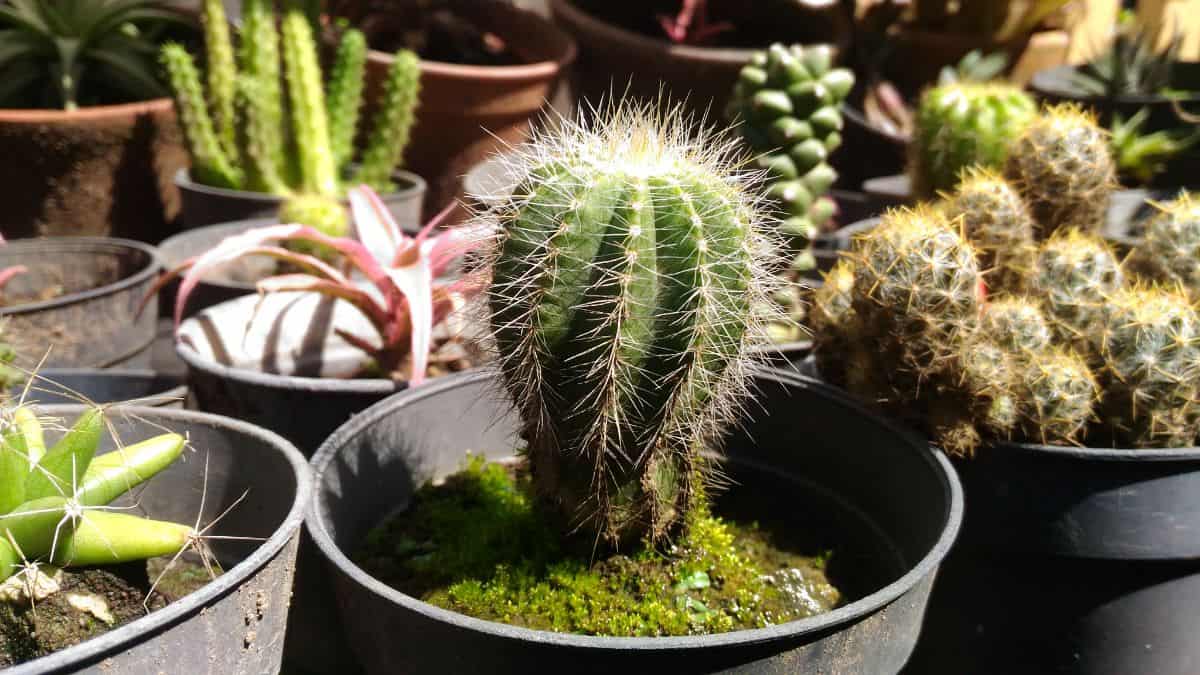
[485,106,778,547]
[1031,229,1123,351]
[909,82,1036,198]
[728,43,853,272]
[943,168,1036,292]
[1004,104,1116,238]
[1129,193,1200,295]
[1099,287,1200,448]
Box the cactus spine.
[909,83,1036,198]
[943,169,1036,293]
[237,0,286,178]
[1016,347,1097,445]
[1031,229,1123,350]
[1129,193,1200,295]
[486,107,777,547]
[354,51,422,193]
[327,29,368,170]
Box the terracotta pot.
[362,1,576,218]
[0,98,187,242]
[549,0,847,123]
[886,26,1070,93]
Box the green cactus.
[354,50,422,193]
[909,82,1036,198]
[485,107,777,547]
[160,44,243,189]
[728,43,853,273]
[0,407,193,582]
[1004,104,1116,238]
[943,168,1036,292]
[982,297,1053,354]
[1129,193,1200,295]
[201,0,237,159]
[282,10,338,197]
[1031,229,1124,351]
[1099,287,1200,448]
[1016,347,1097,446]
[327,29,369,170]
[236,0,286,180]
[235,75,291,195]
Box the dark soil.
[355,5,523,66]
[356,457,844,637]
[0,557,218,666]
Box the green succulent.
[1072,20,1183,98]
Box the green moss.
[356,457,840,637]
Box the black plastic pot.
[0,238,160,369]
[157,218,276,318]
[11,368,185,407]
[6,405,310,674]
[908,440,1200,675]
[839,102,908,190]
[173,168,428,230]
[178,342,404,455]
[306,369,963,673]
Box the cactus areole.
[486,108,777,548]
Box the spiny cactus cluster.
[0,406,194,582]
[163,0,421,213]
[908,82,1036,198]
[484,104,778,548]
[1129,193,1200,294]
[946,168,1037,292]
[728,43,853,273]
[1031,229,1124,349]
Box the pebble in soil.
[0,556,219,666]
[355,457,843,637]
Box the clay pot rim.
[549,0,847,65]
[0,97,174,123]
[365,3,576,82]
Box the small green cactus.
[1016,347,1097,446]
[1004,104,1116,238]
[1031,229,1123,351]
[1129,193,1200,295]
[485,105,778,547]
[909,82,1036,198]
[1099,287,1200,448]
[982,297,1053,354]
[162,1,422,199]
[943,168,1036,293]
[728,43,853,273]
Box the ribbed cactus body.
[1100,287,1200,447]
[1017,347,1097,445]
[282,11,338,197]
[237,0,285,186]
[1004,104,1115,237]
[909,83,1036,198]
[729,43,852,272]
[201,0,237,159]
[327,29,368,170]
[355,50,422,193]
[235,75,290,195]
[1032,230,1123,350]
[945,169,1036,292]
[1130,194,1200,294]
[161,44,242,189]
[487,114,773,547]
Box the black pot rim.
[21,368,187,403]
[986,439,1200,462]
[3,405,311,675]
[306,368,964,650]
[0,237,162,316]
[1030,63,1200,106]
[177,339,405,394]
[172,167,428,204]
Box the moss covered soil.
[356,457,844,637]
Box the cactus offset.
[909,83,1036,198]
[327,29,368,170]
[944,168,1036,292]
[1099,287,1200,448]
[1004,104,1115,237]
[1031,229,1123,351]
[1016,347,1097,445]
[1129,193,1200,295]
[354,50,422,193]
[982,297,1053,354]
[485,106,777,547]
[160,44,242,189]
[728,44,853,273]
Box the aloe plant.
[0,0,194,110]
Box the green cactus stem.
[160,44,242,189]
[354,50,422,193]
[281,10,338,197]
[201,0,237,160]
[486,106,777,548]
[327,28,369,171]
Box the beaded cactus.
[909,82,1036,198]
[1004,104,1116,238]
[485,105,778,547]
[1099,287,1200,448]
[162,0,422,200]
[728,43,853,272]
[944,168,1037,292]
[1129,193,1200,295]
[1031,229,1124,351]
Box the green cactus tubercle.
[487,107,777,547]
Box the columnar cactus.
[1031,229,1123,350]
[943,169,1036,292]
[909,83,1036,198]
[1099,287,1200,448]
[728,43,853,272]
[162,0,422,202]
[485,106,777,547]
[1004,104,1116,237]
[1129,193,1200,294]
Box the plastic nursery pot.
[306,369,963,674]
[0,99,188,243]
[0,237,161,369]
[908,440,1200,675]
[361,0,576,218]
[6,405,310,675]
[156,218,275,319]
[9,368,185,407]
[173,169,427,230]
